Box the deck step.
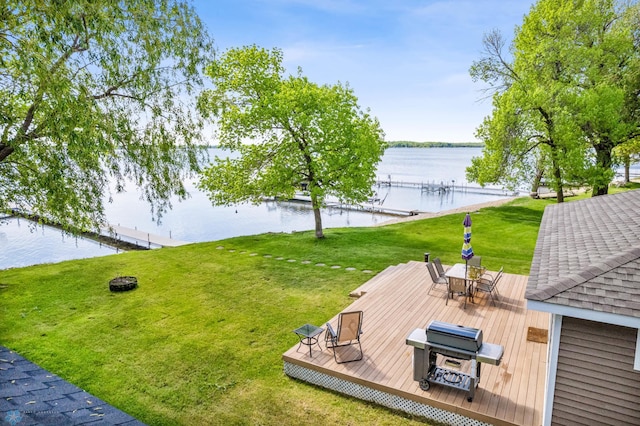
[349,261,428,298]
[349,264,403,297]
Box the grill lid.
[426,320,483,352]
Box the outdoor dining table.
[445,263,477,304]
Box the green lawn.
[0,196,552,425]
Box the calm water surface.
[2,147,510,269]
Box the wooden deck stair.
[349,261,425,297]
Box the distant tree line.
[209,141,484,149]
[386,141,484,148]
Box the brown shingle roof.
[525,189,640,318]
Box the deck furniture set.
[293,258,506,406]
[427,256,503,308]
[294,310,364,364]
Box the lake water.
[0,147,511,269]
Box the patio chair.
[433,257,448,277]
[325,310,364,364]
[447,276,469,308]
[475,266,504,306]
[426,262,448,294]
[468,256,482,268]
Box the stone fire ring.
[109,276,138,292]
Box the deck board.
[283,261,548,426]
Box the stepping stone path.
[215,246,375,274]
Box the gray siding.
[552,317,640,426]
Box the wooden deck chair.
[475,266,504,305]
[447,277,468,308]
[426,262,448,294]
[325,311,364,364]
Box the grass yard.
[0,196,555,424]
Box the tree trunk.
[624,155,630,183]
[550,150,565,203]
[530,167,544,195]
[592,142,613,197]
[538,110,564,202]
[310,193,324,238]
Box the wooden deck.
[283,261,549,426]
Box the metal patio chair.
[475,266,504,306]
[426,262,448,294]
[468,256,482,268]
[433,257,448,278]
[447,276,469,308]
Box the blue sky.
[193,1,535,142]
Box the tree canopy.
[197,46,386,238]
[468,0,640,200]
[0,0,213,230]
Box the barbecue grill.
[406,320,504,402]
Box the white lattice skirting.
[283,362,490,426]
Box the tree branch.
[13,30,89,153]
[0,144,14,162]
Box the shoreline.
[6,197,519,253]
[372,197,518,226]
[4,211,149,252]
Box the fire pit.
[109,276,138,292]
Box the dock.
[326,200,420,216]
[282,180,518,217]
[279,196,421,217]
[101,224,190,248]
[375,179,519,197]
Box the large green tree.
[197,46,385,238]
[469,29,575,202]
[469,0,640,199]
[0,0,213,231]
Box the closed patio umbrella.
[462,213,474,277]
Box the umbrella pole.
[465,260,471,305]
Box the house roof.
[525,189,640,318]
